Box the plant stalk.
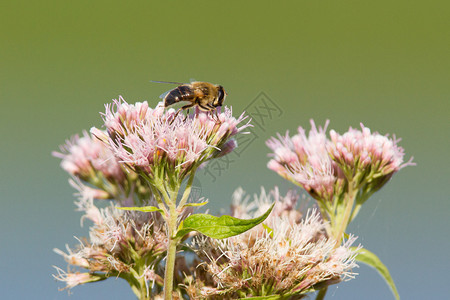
[126,265,149,300]
[163,187,180,300]
[178,166,197,209]
[334,181,357,245]
[164,234,178,299]
[315,287,328,300]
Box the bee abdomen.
[164,85,194,107]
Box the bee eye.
[217,86,225,106]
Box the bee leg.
[214,109,220,122]
[198,104,210,111]
[207,107,220,124]
[169,108,183,125]
[203,104,219,122]
[179,103,196,122]
[207,110,217,124]
[181,103,195,111]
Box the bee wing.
[151,80,187,99]
[159,90,171,99]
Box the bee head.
[214,85,226,107]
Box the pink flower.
[54,130,152,203]
[266,120,344,202]
[190,208,359,298]
[53,267,103,289]
[98,97,250,182]
[231,187,303,225]
[53,202,168,290]
[54,245,90,269]
[327,123,415,191]
[53,131,124,183]
[267,120,414,201]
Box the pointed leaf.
[243,296,282,300]
[116,205,163,213]
[182,200,209,208]
[351,246,400,300]
[262,223,274,238]
[176,203,274,239]
[85,273,108,283]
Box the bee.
[153,81,227,118]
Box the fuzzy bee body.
[161,81,227,112]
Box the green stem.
[150,168,196,300]
[316,200,333,237]
[135,273,150,300]
[162,181,182,300]
[334,181,357,245]
[124,273,142,299]
[349,189,373,222]
[315,287,328,300]
[158,181,173,206]
[124,263,149,300]
[139,172,168,214]
[177,166,197,209]
[164,202,179,300]
[129,282,143,300]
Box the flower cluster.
[54,97,253,299]
[327,124,414,192]
[52,93,409,299]
[53,131,124,183]
[185,188,359,299]
[53,130,150,203]
[94,97,250,185]
[54,196,167,294]
[266,120,414,203]
[266,120,344,202]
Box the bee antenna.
[150,80,185,85]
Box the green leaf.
[85,273,108,283]
[182,200,209,208]
[262,223,274,238]
[176,203,275,239]
[243,296,282,300]
[116,205,163,213]
[351,246,400,300]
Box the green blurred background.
[1,1,448,299]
